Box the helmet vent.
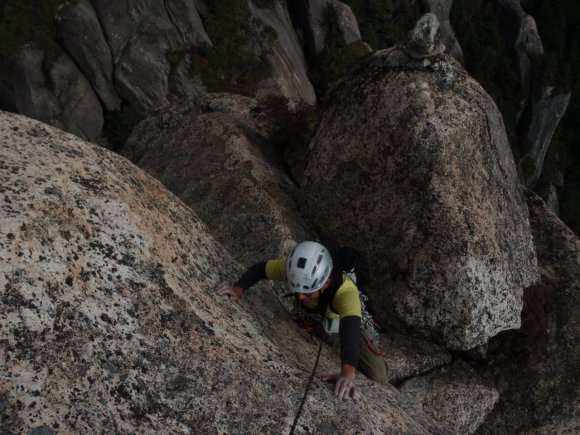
[297,257,307,268]
[317,254,323,264]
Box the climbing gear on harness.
[360,292,384,356]
[285,241,333,293]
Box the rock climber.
[214,240,387,400]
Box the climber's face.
[296,290,321,303]
[295,279,330,303]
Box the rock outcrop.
[0,111,451,434]
[426,0,464,63]
[13,45,103,141]
[124,94,313,266]
[492,0,544,94]
[302,15,539,350]
[491,0,571,191]
[477,190,580,433]
[382,332,452,385]
[304,0,365,53]
[524,86,571,189]
[8,0,320,142]
[252,1,317,105]
[56,0,122,112]
[89,0,210,113]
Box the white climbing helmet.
[285,241,333,293]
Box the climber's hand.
[323,364,360,400]
[214,282,244,301]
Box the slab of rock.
[477,190,580,433]
[124,95,312,265]
[400,361,499,434]
[302,15,539,350]
[0,110,448,434]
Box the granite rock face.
[90,0,210,113]
[56,0,122,111]
[382,332,452,385]
[11,0,317,141]
[0,111,449,434]
[302,17,539,350]
[124,93,260,162]
[13,45,103,141]
[477,190,580,434]
[400,361,499,434]
[124,95,313,265]
[252,1,317,105]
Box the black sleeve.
[339,315,362,367]
[234,261,268,290]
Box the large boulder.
[124,94,313,265]
[56,0,122,111]
[477,190,580,433]
[13,45,103,141]
[0,110,452,434]
[302,15,539,350]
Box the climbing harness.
[289,335,325,435]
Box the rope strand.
[289,337,325,435]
